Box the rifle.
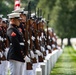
[27,14,36,61]
[39,10,46,56]
[24,23,33,70]
[25,1,35,70]
[0,39,2,64]
[51,28,57,50]
[0,26,6,62]
[34,8,44,62]
[18,1,33,70]
[46,14,52,53]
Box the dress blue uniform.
[7,13,26,75]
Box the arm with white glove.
[47,45,52,53]
[40,46,45,52]
[35,50,42,56]
[24,55,33,70]
[30,50,35,58]
[0,52,3,58]
[47,45,51,50]
[35,50,44,62]
[40,46,46,56]
[24,55,31,62]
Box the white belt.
[10,43,24,46]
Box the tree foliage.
[37,0,76,39]
[0,0,39,16]
[1,0,76,39]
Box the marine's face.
[10,18,20,26]
[20,14,26,23]
[2,22,7,27]
[0,19,2,27]
[0,18,2,23]
[30,19,34,25]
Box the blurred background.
[1,0,76,47]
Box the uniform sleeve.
[7,28,24,53]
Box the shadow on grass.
[50,46,76,75]
[51,73,76,75]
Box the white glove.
[52,44,55,48]
[40,46,45,52]
[0,36,2,41]
[31,36,35,41]
[0,52,3,58]
[48,36,50,39]
[37,36,39,40]
[52,37,56,42]
[47,45,51,50]
[40,52,43,57]
[35,50,42,56]
[24,55,31,62]
[27,40,30,45]
[39,37,42,41]
[41,32,44,38]
[30,50,35,58]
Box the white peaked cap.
[41,18,46,22]
[23,11,28,15]
[45,28,47,31]
[31,13,35,17]
[45,28,52,32]
[2,18,7,21]
[7,13,20,19]
[48,28,52,32]
[12,8,24,13]
[0,14,3,18]
[31,12,37,17]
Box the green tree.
[0,0,39,17]
[37,0,76,45]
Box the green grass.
[50,46,76,75]
[7,70,10,75]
